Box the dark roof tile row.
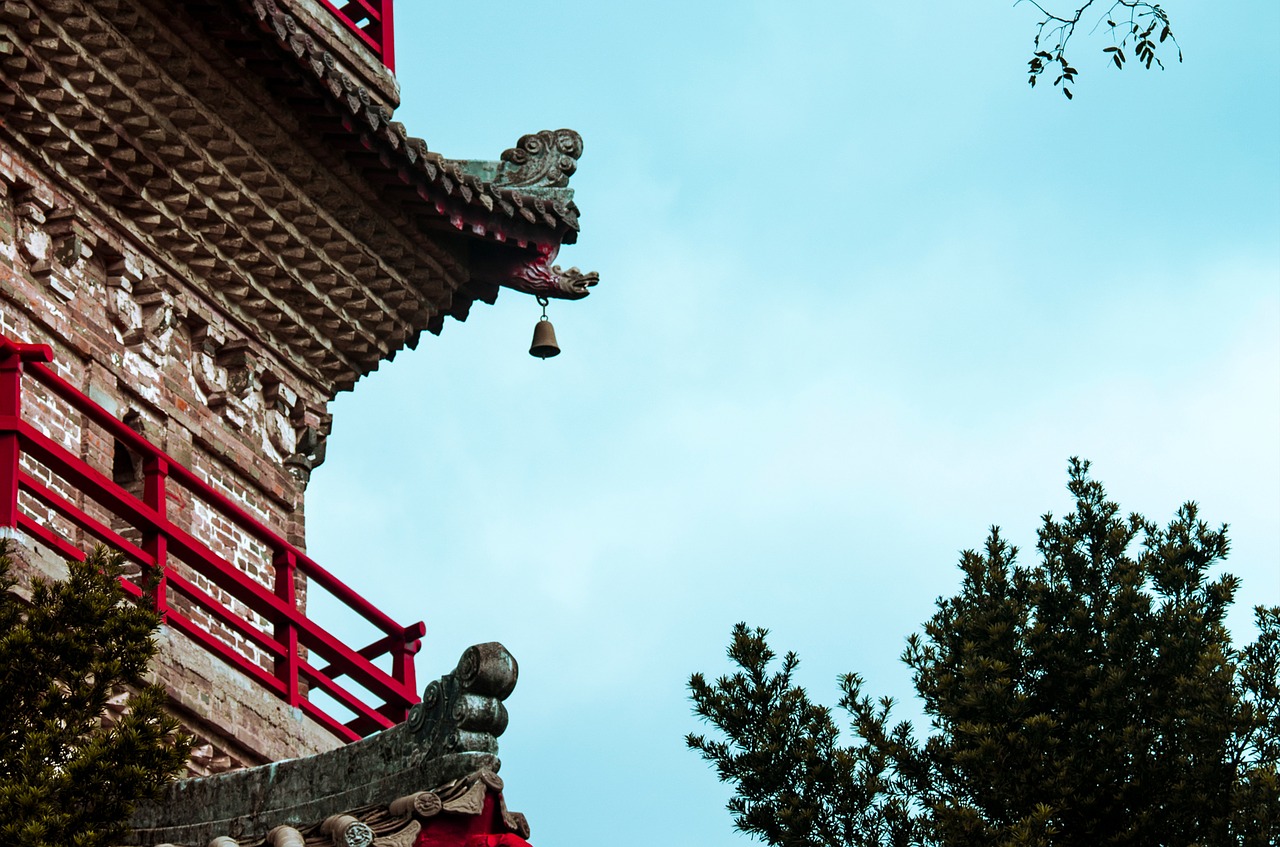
[246,0,582,249]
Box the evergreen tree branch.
[689,460,1278,846]
[0,542,192,847]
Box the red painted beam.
[18,428,418,711]
[2,332,421,741]
[18,470,155,566]
[24,360,412,638]
[298,655,396,730]
[16,513,85,563]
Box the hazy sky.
[304,3,1280,844]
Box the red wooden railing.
[0,334,422,743]
[317,0,395,71]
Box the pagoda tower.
[0,0,594,842]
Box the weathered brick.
[0,144,332,764]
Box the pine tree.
[689,460,1279,846]
[0,541,192,847]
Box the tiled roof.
[128,645,533,846]
[234,0,584,250]
[170,770,533,847]
[1,0,594,393]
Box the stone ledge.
[127,643,520,846]
[148,626,342,767]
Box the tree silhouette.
[690,460,1278,846]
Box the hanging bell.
[529,316,560,359]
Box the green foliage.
[688,627,913,847]
[1020,2,1182,98]
[0,541,191,847]
[689,460,1279,846]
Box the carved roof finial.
[495,129,584,189]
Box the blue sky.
[305,3,1280,844]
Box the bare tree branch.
[1018,1,1182,98]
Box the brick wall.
[0,144,336,765]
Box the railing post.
[273,548,301,708]
[0,350,22,540]
[381,0,395,71]
[142,456,169,618]
[388,629,421,721]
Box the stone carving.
[216,340,257,401]
[550,265,600,297]
[44,207,94,277]
[372,821,419,847]
[495,129,584,189]
[106,264,144,344]
[410,642,516,760]
[284,421,328,486]
[381,771,530,844]
[12,190,53,279]
[14,200,48,227]
[504,244,599,300]
[122,276,179,362]
[322,814,374,847]
[189,323,229,409]
[388,790,443,818]
[262,376,299,459]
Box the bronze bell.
[529,317,560,359]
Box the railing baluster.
[0,350,22,538]
[2,332,420,741]
[142,456,169,618]
[0,341,51,541]
[380,0,394,71]
[274,548,301,708]
[317,0,394,71]
[388,629,420,721]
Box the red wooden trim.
[25,361,406,638]
[158,524,414,714]
[0,431,21,531]
[344,713,385,738]
[293,549,404,636]
[16,513,86,562]
[313,0,393,69]
[0,337,53,363]
[19,423,165,534]
[19,426,412,701]
[18,471,154,566]
[293,614,413,705]
[142,456,169,615]
[298,655,396,730]
[317,623,424,681]
[25,366,283,546]
[166,569,288,657]
[273,549,301,707]
[0,352,23,532]
[381,0,394,71]
[117,574,144,600]
[345,0,383,22]
[3,332,421,741]
[316,0,381,46]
